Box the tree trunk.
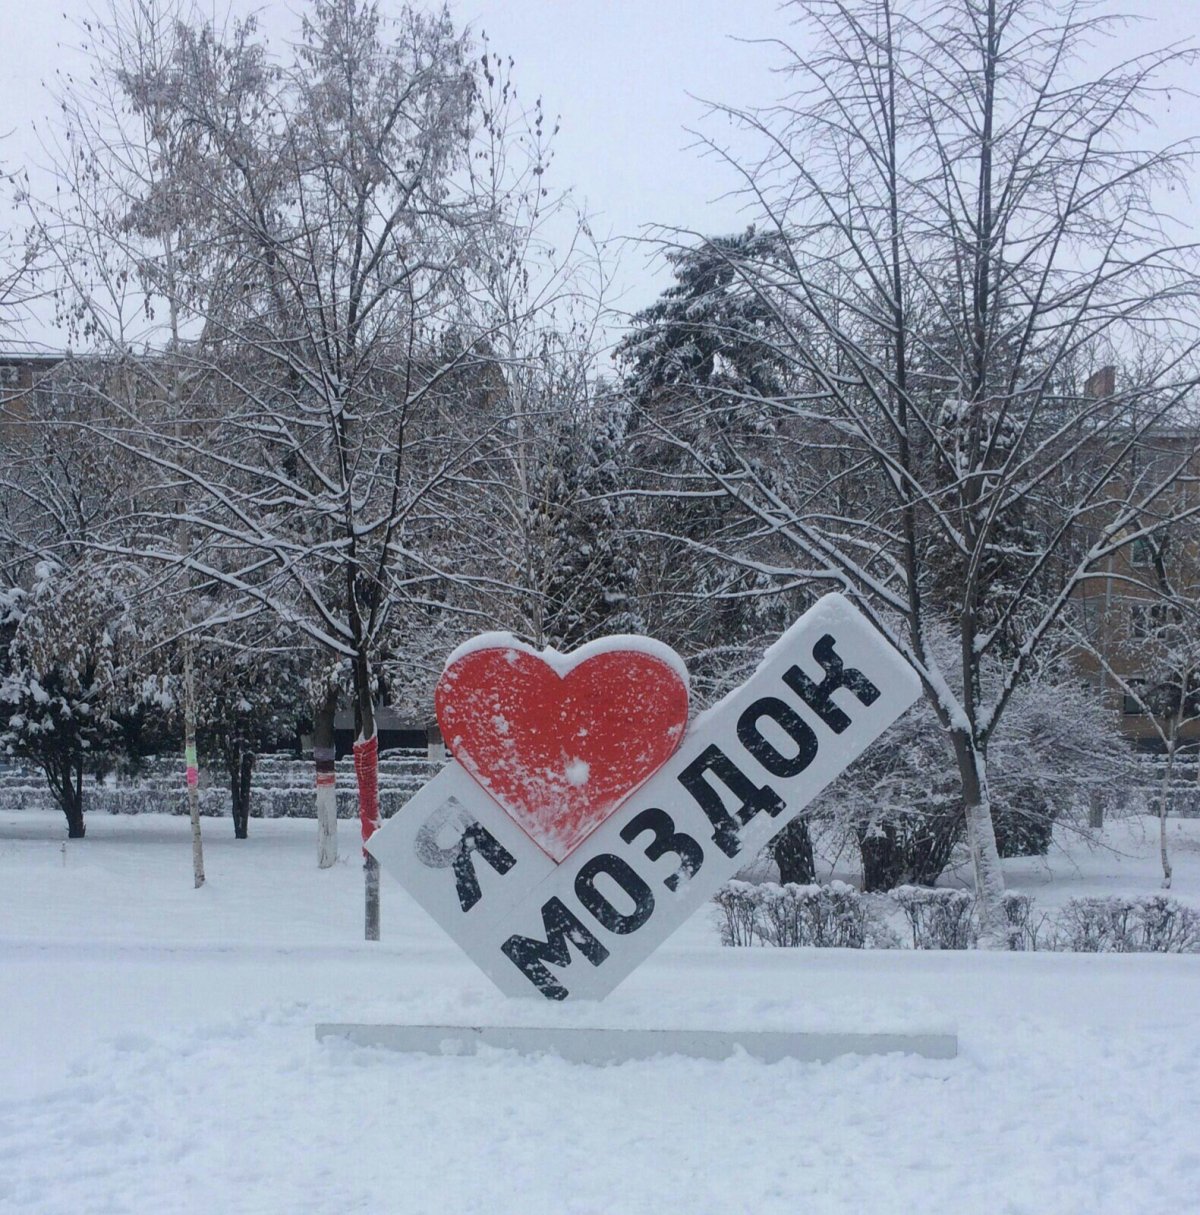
[64,755,86,839]
[44,748,87,838]
[857,823,901,893]
[951,730,1008,945]
[183,642,206,888]
[230,748,254,840]
[855,805,964,892]
[1088,789,1104,831]
[772,818,815,884]
[352,650,381,941]
[314,684,338,869]
[1160,715,1177,890]
[363,846,381,940]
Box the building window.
[1130,601,1182,641]
[0,365,18,388]
[1071,598,1101,636]
[1130,537,1154,567]
[1123,679,1147,715]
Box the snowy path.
[2,812,1199,1214]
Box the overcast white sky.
[1,0,1197,349]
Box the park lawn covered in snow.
[2,809,1199,1215]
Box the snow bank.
[1,812,1198,1214]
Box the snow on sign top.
[371,594,923,1001]
[435,634,690,862]
[440,630,691,686]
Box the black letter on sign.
[502,898,610,1001]
[737,696,818,777]
[413,798,516,913]
[677,745,784,859]
[620,807,704,892]
[575,854,655,934]
[783,634,881,734]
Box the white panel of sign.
[367,594,922,1001]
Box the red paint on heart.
[435,643,690,862]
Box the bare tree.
[0,134,48,338]
[27,0,235,887]
[32,0,574,936]
[0,359,160,839]
[635,0,1200,938]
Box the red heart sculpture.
[435,637,690,862]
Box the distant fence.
[0,752,443,820]
[5,752,1197,821]
[1133,758,1200,818]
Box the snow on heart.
[434,633,690,863]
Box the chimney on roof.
[1084,365,1116,399]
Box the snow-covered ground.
[2,809,1199,1214]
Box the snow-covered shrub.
[1056,896,1200,953]
[992,792,1056,859]
[999,891,1038,951]
[713,881,761,947]
[814,702,965,892]
[713,881,892,948]
[891,886,977,949]
[1136,895,1200,953]
[995,891,1061,951]
[811,633,1133,889]
[764,881,869,948]
[1056,897,1137,952]
[717,883,1200,953]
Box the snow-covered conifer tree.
[0,559,137,837]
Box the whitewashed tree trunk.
[952,731,1007,946]
[183,640,205,890]
[316,769,338,868]
[353,655,381,941]
[313,685,338,870]
[1160,715,1177,890]
[364,849,381,941]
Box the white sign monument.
[366,594,922,1003]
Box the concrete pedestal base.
[316,1022,957,1064]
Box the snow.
[440,630,691,689]
[2,810,1200,1214]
